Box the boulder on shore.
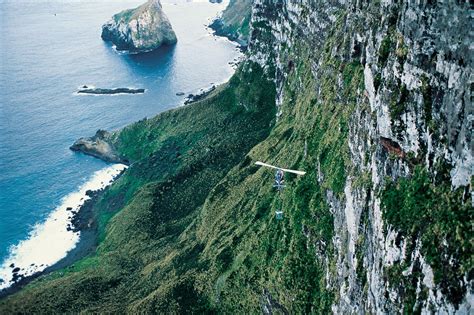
[101,0,177,53]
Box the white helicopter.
[255,161,306,220]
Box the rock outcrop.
[77,87,145,95]
[70,130,125,164]
[209,0,252,48]
[101,0,177,53]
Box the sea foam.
[0,164,127,290]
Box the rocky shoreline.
[208,18,248,51]
[0,170,125,298]
[209,17,248,52]
[184,85,216,105]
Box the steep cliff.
[1,1,472,313]
[101,0,177,53]
[247,1,472,312]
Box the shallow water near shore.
[0,0,241,290]
[0,164,127,290]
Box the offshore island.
[77,87,146,95]
[101,0,177,53]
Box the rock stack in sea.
[101,0,177,53]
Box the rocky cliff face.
[101,0,177,53]
[249,0,472,313]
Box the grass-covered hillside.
[0,63,277,313]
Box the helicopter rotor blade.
[255,161,306,176]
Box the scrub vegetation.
[382,165,473,307]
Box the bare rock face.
[101,0,177,53]
[70,130,125,164]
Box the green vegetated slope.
[0,64,276,313]
[192,41,365,313]
[1,10,363,312]
[382,165,473,308]
[220,0,252,39]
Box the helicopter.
[255,161,306,220]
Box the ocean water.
[0,0,240,289]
